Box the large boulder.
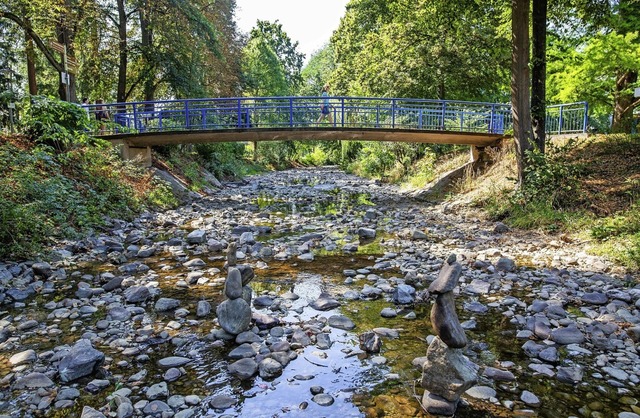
[58,339,105,383]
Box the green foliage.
[194,142,247,178]
[511,141,584,209]
[249,20,305,91]
[299,44,336,96]
[19,96,97,150]
[330,0,510,100]
[255,141,296,169]
[0,139,177,259]
[548,31,640,126]
[242,37,290,96]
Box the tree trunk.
[140,0,156,107]
[511,0,533,186]
[25,19,37,95]
[531,0,547,153]
[612,70,638,133]
[117,0,127,104]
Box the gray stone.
[465,386,497,400]
[359,331,382,353]
[483,367,515,381]
[258,358,283,379]
[310,293,340,311]
[155,298,180,312]
[539,346,559,363]
[496,257,516,272]
[108,306,131,321]
[550,324,585,345]
[157,357,192,369]
[581,292,608,305]
[196,301,211,317]
[9,349,37,366]
[186,230,207,244]
[163,368,182,382]
[521,390,541,407]
[357,227,376,239]
[431,292,467,348]
[557,366,583,384]
[328,315,355,330]
[421,336,478,402]
[13,372,54,389]
[209,395,236,410]
[421,391,458,415]
[226,242,237,267]
[216,298,251,335]
[58,339,105,383]
[253,295,274,308]
[102,276,124,291]
[124,286,150,303]
[380,307,397,318]
[32,262,53,278]
[429,259,462,294]
[146,382,168,400]
[228,343,258,359]
[464,301,488,314]
[465,279,491,295]
[224,268,243,299]
[312,393,335,406]
[228,358,258,380]
[291,329,312,347]
[316,333,332,349]
[393,284,415,304]
[142,400,171,415]
[236,331,262,344]
[80,406,106,418]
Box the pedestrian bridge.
[90,96,588,165]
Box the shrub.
[20,96,98,151]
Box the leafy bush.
[20,96,98,151]
[0,139,177,259]
[511,141,584,209]
[256,140,296,169]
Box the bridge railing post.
[582,101,589,133]
[132,103,139,132]
[558,104,564,134]
[441,101,447,130]
[392,99,396,129]
[289,98,294,127]
[185,100,190,129]
[489,104,495,133]
[341,98,345,128]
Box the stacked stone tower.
[421,254,478,415]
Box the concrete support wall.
[119,141,152,168]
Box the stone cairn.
[216,242,254,335]
[421,254,478,416]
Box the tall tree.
[248,20,304,93]
[531,0,547,152]
[511,0,533,184]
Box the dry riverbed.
[0,167,638,418]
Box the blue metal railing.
[84,96,587,137]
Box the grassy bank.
[443,134,640,270]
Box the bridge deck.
[106,127,504,147]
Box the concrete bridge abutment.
[114,140,152,168]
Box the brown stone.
[429,259,462,294]
[431,292,467,348]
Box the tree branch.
[0,11,64,73]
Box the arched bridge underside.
[107,127,504,148]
